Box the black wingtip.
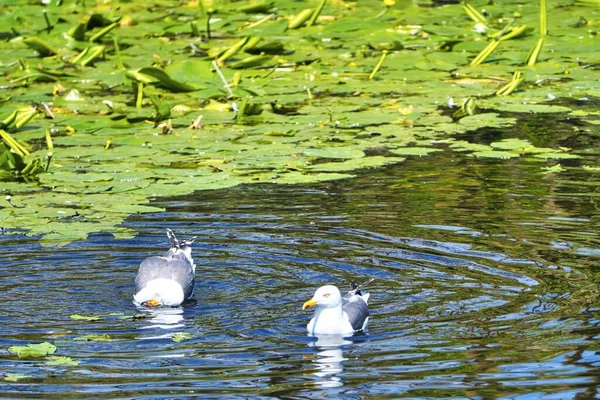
[166,228,180,249]
[166,229,196,250]
[350,281,362,296]
[349,278,375,296]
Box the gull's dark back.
[342,293,369,331]
[134,229,196,299]
[342,279,374,331]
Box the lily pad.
[472,150,521,159]
[172,332,193,342]
[310,156,405,172]
[70,314,101,321]
[534,152,581,160]
[389,147,441,156]
[45,356,79,366]
[304,147,365,159]
[0,0,598,246]
[74,334,111,342]
[4,374,30,382]
[8,342,57,358]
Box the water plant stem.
[369,50,388,80]
[136,82,143,108]
[113,37,124,70]
[0,130,29,157]
[212,61,234,97]
[43,11,52,32]
[190,21,200,37]
[540,0,547,36]
[462,1,487,25]
[526,0,547,66]
[496,71,524,96]
[245,14,274,30]
[307,0,326,27]
[206,11,213,40]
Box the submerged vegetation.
[0,0,598,243]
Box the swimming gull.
[133,229,196,307]
[302,279,374,335]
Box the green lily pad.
[472,150,521,159]
[70,314,101,321]
[74,334,111,342]
[310,156,405,172]
[172,332,193,342]
[534,152,581,160]
[8,342,57,358]
[304,147,365,159]
[45,356,79,366]
[0,0,598,247]
[389,147,441,156]
[492,104,573,114]
[4,374,30,382]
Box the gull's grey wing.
[343,294,369,331]
[135,256,167,293]
[135,254,195,299]
[167,252,195,299]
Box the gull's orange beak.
[302,299,318,310]
[143,299,160,307]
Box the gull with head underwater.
[133,229,196,307]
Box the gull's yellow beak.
[302,299,318,310]
[143,299,160,308]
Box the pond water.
[2,119,600,398]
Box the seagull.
[302,279,374,336]
[133,229,196,307]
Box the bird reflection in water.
[138,307,185,331]
[308,334,352,388]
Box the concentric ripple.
[2,154,600,398]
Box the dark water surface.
[3,140,600,398]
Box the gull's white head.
[302,285,342,310]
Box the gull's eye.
[323,293,330,298]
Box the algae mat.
[0,0,598,244]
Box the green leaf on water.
[449,140,492,152]
[8,342,57,358]
[490,138,537,151]
[493,104,573,114]
[0,0,597,247]
[310,156,405,172]
[275,171,355,184]
[70,314,101,321]
[389,147,442,156]
[23,37,58,57]
[472,150,521,159]
[4,374,30,382]
[304,147,365,159]
[164,60,214,85]
[172,333,192,342]
[127,67,201,92]
[74,334,111,342]
[534,152,581,160]
[541,164,564,174]
[45,356,79,366]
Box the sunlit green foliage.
[0,0,598,244]
[8,342,57,358]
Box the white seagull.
[133,229,196,307]
[302,279,373,336]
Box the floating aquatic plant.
[0,0,597,244]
